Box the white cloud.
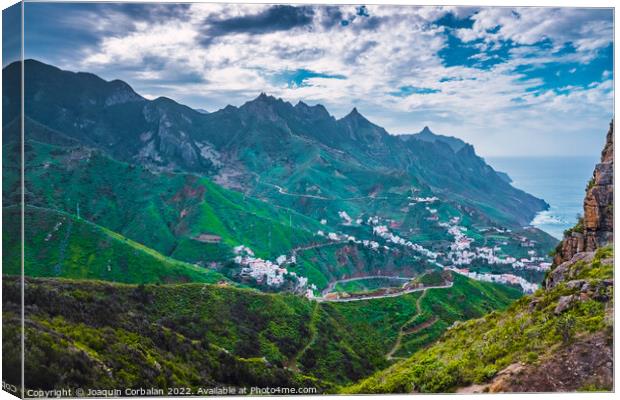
[45,4,613,157]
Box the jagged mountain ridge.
[4,59,548,226]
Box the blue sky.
[18,2,614,157]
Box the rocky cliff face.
[554,121,614,265]
[456,124,615,393]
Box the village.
[226,200,551,297]
[232,245,316,297]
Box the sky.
[19,2,614,157]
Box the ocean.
[486,156,599,240]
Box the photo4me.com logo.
[250,386,318,395]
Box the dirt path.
[385,287,439,360]
[286,302,320,372]
[291,240,347,256]
[253,172,387,201]
[403,316,439,335]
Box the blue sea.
[486,156,599,239]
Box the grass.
[3,270,523,391]
[333,277,408,294]
[346,246,613,393]
[3,206,226,284]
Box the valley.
[346,121,614,393]
[1,59,573,394]
[0,1,613,395]
[3,271,521,391]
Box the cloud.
[22,3,613,157]
[202,5,314,39]
[454,7,612,52]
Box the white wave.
[531,211,566,225]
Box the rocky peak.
[553,121,614,266]
[105,79,143,106]
[238,93,295,124]
[405,126,467,153]
[419,126,434,135]
[294,100,332,120]
[342,107,369,123]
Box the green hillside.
[3,206,226,284]
[3,272,521,391]
[10,140,459,290]
[6,60,554,231]
[12,140,322,262]
[347,246,613,393]
[332,274,522,360]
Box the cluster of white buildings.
[435,218,551,292]
[442,219,550,271]
[229,202,551,297]
[366,216,380,225]
[447,224,474,251]
[338,210,353,225]
[317,229,387,252]
[233,245,307,289]
[372,225,438,259]
[408,196,439,204]
[317,230,355,243]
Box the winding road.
[290,240,347,256]
[320,275,414,297]
[253,172,388,201]
[315,280,453,303]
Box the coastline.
[488,156,599,241]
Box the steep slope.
[401,126,466,153]
[7,140,445,291]
[5,59,548,228]
[553,121,614,264]
[347,121,614,393]
[4,61,560,291]
[402,126,512,184]
[2,272,520,392]
[3,206,226,284]
[6,140,319,259]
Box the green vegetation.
[333,277,407,294]
[413,270,447,287]
[3,272,521,391]
[564,215,585,236]
[333,274,521,359]
[292,243,433,291]
[13,141,322,263]
[346,246,613,393]
[3,206,226,284]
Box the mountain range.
[4,59,548,228]
[3,59,590,394]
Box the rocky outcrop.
[554,121,614,265]
[465,332,613,393]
